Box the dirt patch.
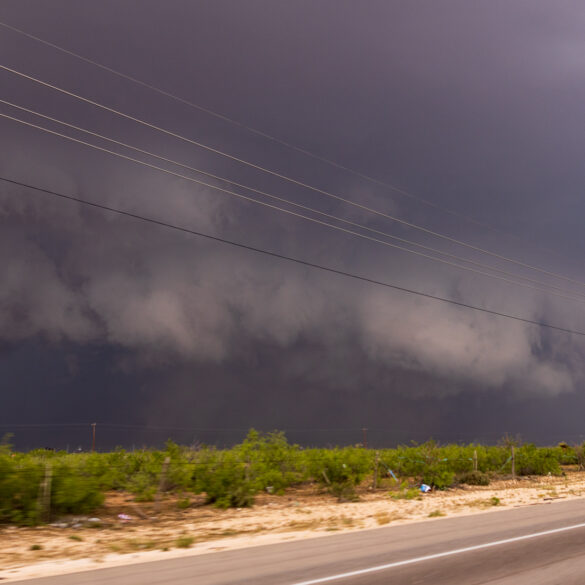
[1,472,585,581]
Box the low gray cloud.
[1,162,581,398]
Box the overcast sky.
[2,1,585,449]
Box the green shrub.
[51,467,104,514]
[308,447,372,502]
[0,431,575,524]
[458,471,490,486]
[423,468,454,490]
[0,455,43,525]
[328,481,359,502]
[194,451,256,508]
[516,445,561,476]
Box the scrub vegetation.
[0,430,577,525]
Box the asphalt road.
[16,499,585,585]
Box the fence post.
[473,450,478,472]
[372,451,379,489]
[154,456,170,514]
[39,463,52,523]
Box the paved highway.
[16,499,585,584]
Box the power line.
[0,422,530,436]
[2,113,551,299]
[0,423,91,428]
[3,174,585,338]
[2,20,579,289]
[1,420,582,442]
[2,63,584,290]
[0,18,517,234]
[6,111,536,294]
[0,422,518,435]
[3,100,584,303]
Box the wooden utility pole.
[91,423,96,453]
[473,450,478,472]
[511,445,516,480]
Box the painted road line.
[290,521,585,585]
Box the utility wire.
[0,422,519,436]
[2,63,584,290]
[4,109,585,305]
[0,18,508,232]
[3,174,585,338]
[3,99,584,303]
[0,423,92,428]
[2,16,567,262]
[2,422,581,445]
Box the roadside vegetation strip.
[0,430,582,525]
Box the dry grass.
[285,519,322,531]
[67,535,83,542]
[374,512,402,525]
[466,497,501,508]
[375,513,391,525]
[175,536,195,549]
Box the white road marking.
[290,521,585,585]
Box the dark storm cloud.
[1,1,585,444]
[0,163,579,397]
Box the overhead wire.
[0,19,551,241]
[2,98,584,303]
[3,109,585,305]
[3,175,585,338]
[3,420,583,447]
[1,63,584,290]
[0,421,523,438]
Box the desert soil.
[2,471,585,582]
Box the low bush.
[423,468,455,490]
[194,450,256,508]
[516,445,561,476]
[0,431,578,524]
[51,465,104,514]
[0,454,43,525]
[309,447,372,502]
[458,471,490,486]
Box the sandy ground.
[2,472,585,582]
